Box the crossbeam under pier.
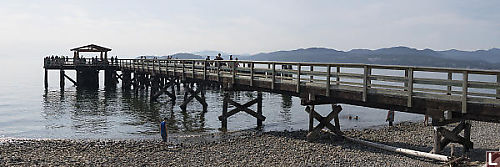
[218,91,265,131]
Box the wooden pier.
[44,45,500,155]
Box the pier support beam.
[150,76,177,102]
[60,70,65,90]
[76,69,99,89]
[44,69,48,89]
[219,91,265,131]
[179,82,207,111]
[122,70,132,89]
[305,104,343,141]
[105,69,117,89]
[431,121,473,155]
[151,77,177,102]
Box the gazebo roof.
[70,44,112,52]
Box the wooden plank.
[413,78,462,87]
[370,83,406,90]
[64,74,77,85]
[462,71,468,113]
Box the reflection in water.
[39,81,424,139]
[42,85,213,138]
[280,94,292,123]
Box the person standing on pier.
[160,118,168,142]
[205,56,211,68]
[386,110,395,126]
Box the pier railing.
[43,57,119,68]
[117,58,500,114]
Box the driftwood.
[344,136,450,162]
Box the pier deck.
[44,58,500,124]
[114,59,500,124]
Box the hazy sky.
[0,0,499,57]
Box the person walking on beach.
[386,110,395,126]
[160,118,168,142]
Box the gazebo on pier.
[71,44,112,60]
[44,44,118,90]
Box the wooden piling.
[122,70,131,89]
[309,105,314,131]
[463,121,471,153]
[309,66,313,82]
[44,69,48,89]
[257,92,263,128]
[462,71,468,113]
[447,72,452,95]
[326,65,331,96]
[105,69,117,88]
[497,73,499,99]
[222,93,229,131]
[336,66,340,86]
[433,126,442,153]
[407,68,413,107]
[59,70,65,89]
[296,64,301,93]
[76,69,99,89]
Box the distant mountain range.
[140,46,500,70]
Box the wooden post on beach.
[463,121,471,154]
[432,126,442,153]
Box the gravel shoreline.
[1,121,498,166]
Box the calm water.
[0,57,428,139]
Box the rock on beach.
[1,121,498,166]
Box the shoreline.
[1,121,498,166]
[0,117,424,142]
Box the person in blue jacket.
[160,118,168,142]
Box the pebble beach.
[1,121,498,166]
